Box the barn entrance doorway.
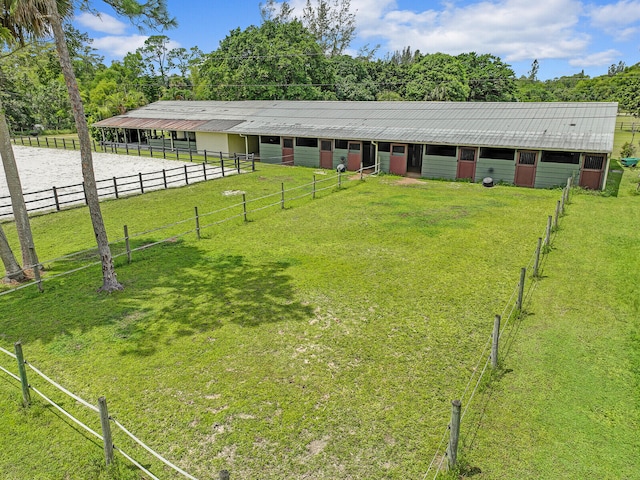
[320,139,333,169]
[282,137,294,165]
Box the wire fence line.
[0,344,201,479]
[421,179,570,479]
[0,170,350,298]
[0,149,255,219]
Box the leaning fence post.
[184,165,189,185]
[98,396,114,466]
[545,215,552,248]
[124,225,132,264]
[446,400,462,471]
[195,206,201,240]
[554,200,561,230]
[113,177,119,199]
[14,342,31,407]
[491,315,501,369]
[281,183,285,209]
[560,188,566,213]
[533,237,542,278]
[139,172,144,194]
[62,138,66,150]
[53,186,60,211]
[517,267,526,311]
[162,169,167,189]
[242,193,247,222]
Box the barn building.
[94,100,618,190]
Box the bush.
[620,141,636,158]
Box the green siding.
[260,144,282,164]
[534,162,580,188]
[378,152,391,173]
[294,146,319,168]
[333,149,348,169]
[423,155,457,180]
[475,159,516,184]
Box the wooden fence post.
[204,149,208,164]
[560,188,566,214]
[236,153,241,174]
[162,169,167,189]
[72,139,76,150]
[251,153,255,172]
[533,237,542,278]
[446,400,462,471]
[30,246,43,293]
[53,186,60,211]
[242,193,247,222]
[517,267,526,311]
[139,172,144,194]
[220,154,225,177]
[195,206,201,240]
[98,396,114,466]
[281,183,285,209]
[202,162,207,181]
[545,215,552,248]
[46,137,49,147]
[14,342,31,407]
[184,165,189,185]
[54,138,58,148]
[62,138,66,149]
[491,315,501,369]
[554,200,561,230]
[124,225,131,264]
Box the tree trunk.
[0,96,39,270]
[46,0,123,292]
[0,223,26,282]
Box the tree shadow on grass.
[0,239,313,356]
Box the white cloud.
[569,49,621,67]
[76,12,128,35]
[91,35,181,58]
[588,0,640,40]
[354,0,591,61]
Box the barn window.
[261,136,280,144]
[541,151,580,164]
[460,148,476,161]
[378,143,391,152]
[283,138,294,148]
[480,147,515,160]
[321,140,332,151]
[392,145,406,155]
[583,154,605,170]
[335,139,349,149]
[518,152,537,165]
[426,145,457,157]
[296,137,318,148]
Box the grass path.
[459,168,640,478]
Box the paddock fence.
[0,150,255,220]
[421,177,573,478]
[0,169,352,296]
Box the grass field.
[1,164,566,479]
[1,125,639,479]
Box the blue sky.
[74,0,640,80]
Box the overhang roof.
[94,100,619,153]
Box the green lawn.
[0,160,638,479]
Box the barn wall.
[378,151,391,173]
[534,163,580,188]
[259,143,282,164]
[333,148,348,169]
[228,134,247,155]
[422,155,457,179]
[196,132,229,154]
[474,159,516,184]
[293,146,319,168]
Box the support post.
[545,215,552,248]
[533,237,542,278]
[446,400,462,471]
[220,154,225,177]
[162,169,167,189]
[517,267,526,311]
[113,177,119,199]
[184,165,189,185]
[554,200,561,230]
[30,246,42,293]
[72,139,76,150]
[98,396,114,466]
[560,187,566,213]
[242,193,247,222]
[14,342,31,407]
[53,186,60,211]
[281,183,285,209]
[139,172,144,194]
[195,206,200,240]
[124,225,131,264]
[491,315,501,369]
[236,153,241,173]
[202,162,207,181]
[204,149,208,164]
[62,138,66,149]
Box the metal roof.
[94,100,618,152]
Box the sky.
[73,0,640,80]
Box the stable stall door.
[282,137,294,165]
[347,142,362,171]
[456,147,477,180]
[514,151,538,187]
[390,144,408,175]
[320,140,333,169]
[579,154,606,190]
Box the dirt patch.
[308,437,329,455]
[394,177,426,186]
